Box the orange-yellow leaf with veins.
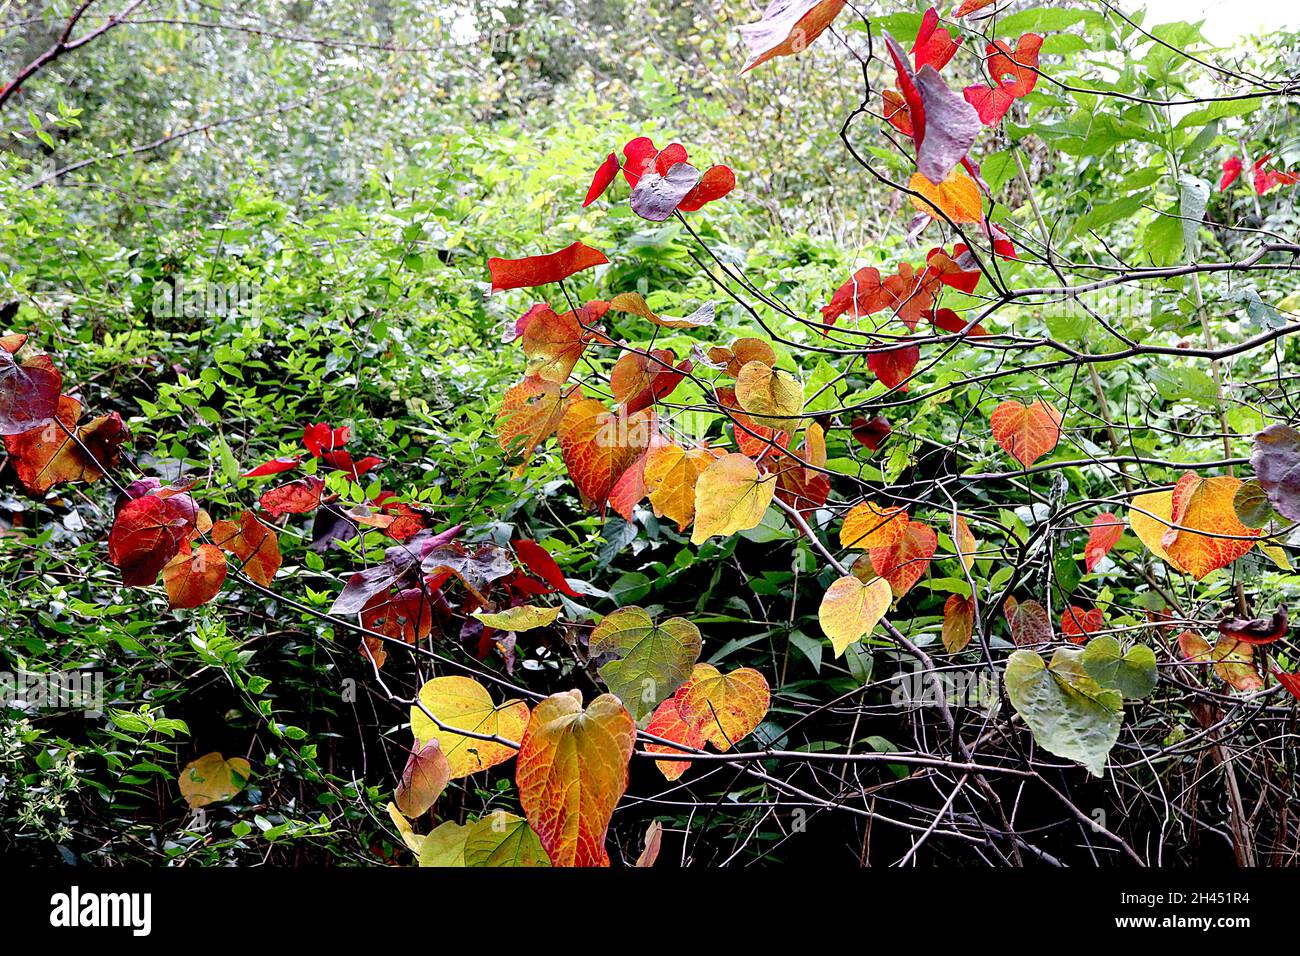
[990,399,1062,468]
[4,394,129,494]
[819,574,892,657]
[516,690,635,867]
[644,694,705,781]
[910,167,983,223]
[943,594,975,652]
[952,514,978,571]
[839,501,909,550]
[643,441,717,531]
[558,399,655,511]
[1129,474,1259,580]
[496,376,575,467]
[734,360,804,433]
[675,663,770,751]
[162,542,228,609]
[211,510,281,587]
[690,452,777,544]
[521,306,588,383]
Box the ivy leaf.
[690,453,777,544]
[179,752,250,808]
[394,739,450,818]
[588,606,702,721]
[516,690,635,867]
[818,574,892,657]
[411,676,530,778]
[1005,647,1123,777]
[1081,636,1158,699]
[487,241,608,293]
[162,542,228,609]
[675,663,770,751]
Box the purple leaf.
[629,162,702,222]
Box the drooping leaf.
[1249,424,1300,522]
[818,574,892,657]
[989,399,1062,467]
[851,415,892,450]
[515,690,635,867]
[942,594,975,652]
[1217,605,1287,645]
[472,604,562,631]
[512,538,582,598]
[738,0,847,73]
[211,511,281,587]
[179,752,251,808]
[951,514,977,571]
[395,739,451,818]
[588,606,703,720]
[241,455,301,478]
[608,291,717,329]
[302,422,350,457]
[1004,647,1123,777]
[411,676,530,778]
[487,241,608,293]
[0,346,61,435]
[690,453,777,544]
[1178,631,1263,692]
[583,152,619,206]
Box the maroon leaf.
[0,348,62,435]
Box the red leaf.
[583,152,619,206]
[321,449,383,479]
[884,30,980,184]
[487,241,608,293]
[1218,155,1242,191]
[1084,511,1123,573]
[964,34,1043,126]
[1274,669,1300,702]
[303,423,350,457]
[925,308,987,336]
[822,267,890,326]
[513,538,582,598]
[882,89,914,137]
[1218,605,1288,645]
[677,165,736,212]
[738,0,848,73]
[0,347,62,436]
[1060,605,1104,643]
[260,476,326,518]
[912,6,960,70]
[851,415,892,451]
[926,247,982,293]
[162,542,228,609]
[108,493,197,587]
[868,343,920,391]
[242,455,301,478]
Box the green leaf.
[588,606,702,721]
[1005,647,1123,777]
[1081,637,1158,699]
[1232,478,1273,529]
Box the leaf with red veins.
[912,6,961,70]
[558,400,655,512]
[109,493,198,587]
[260,476,326,518]
[868,343,920,391]
[487,241,608,293]
[0,347,61,435]
[645,694,705,781]
[822,266,890,327]
[512,538,582,598]
[1084,511,1123,573]
[738,0,847,73]
[496,375,576,467]
[990,399,1062,468]
[1060,606,1104,644]
[1003,596,1053,646]
[241,455,301,478]
[4,394,129,494]
[583,152,619,206]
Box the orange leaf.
[1085,511,1123,573]
[558,399,655,512]
[910,167,982,223]
[951,514,977,571]
[521,306,588,383]
[839,500,909,550]
[516,690,635,867]
[643,441,716,531]
[3,394,128,494]
[675,663,770,751]
[487,241,607,293]
[259,476,325,518]
[609,348,691,413]
[644,694,705,781]
[496,375,575,468]
[943,594,975,652]
[738,0,847,73]
[394,740,450,818]
[989,399,1062,468]
[162,542,228,609]
[1061,606,1104,643]
[211,511,281,587]
[1129,474,1260,580]
[869,521,937,598]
